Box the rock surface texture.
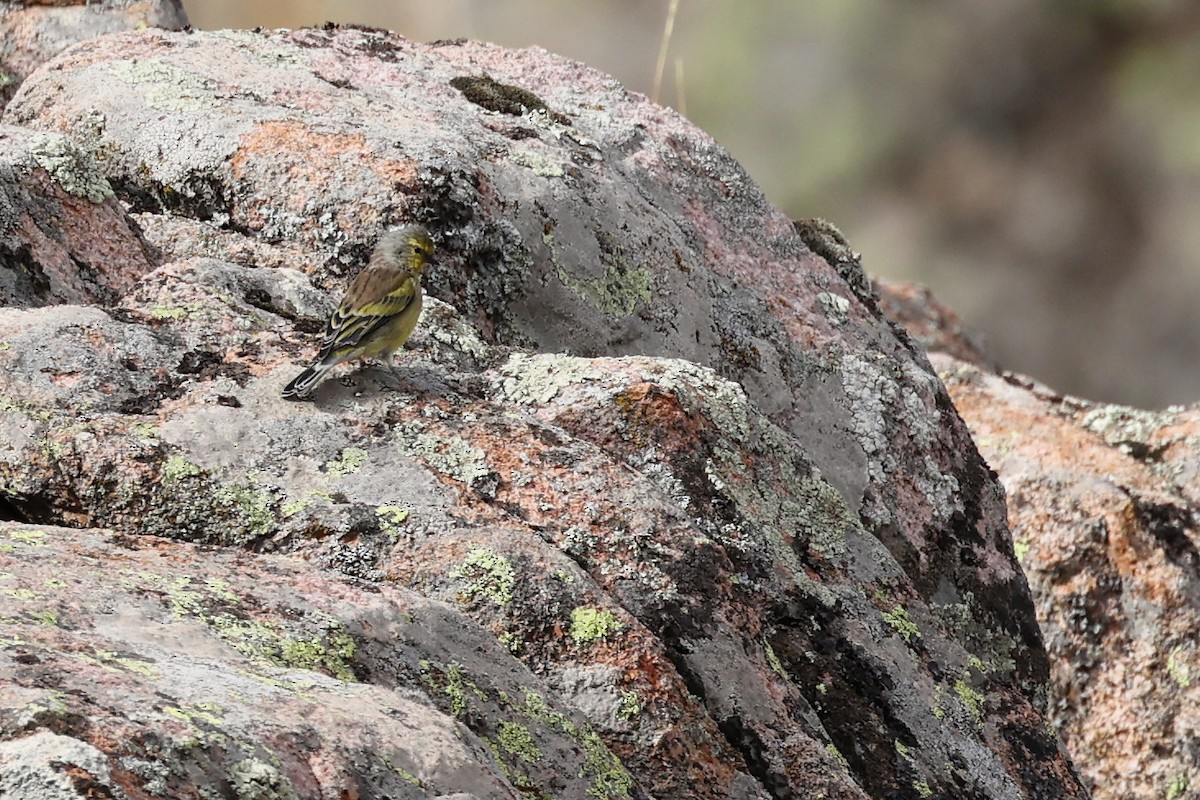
[0,0,189,106]
[872,275,1200,800]
[0,23,1086,800]
[937,359,1200,800]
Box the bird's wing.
[315,267,418,360]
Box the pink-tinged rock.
[0,522,625,799]
[937,356,1200,800]
[0,124,156,306]
[0,25,1087,799]
[876,278,998,372]
[0,0,188,106]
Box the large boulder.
[938,357,1200,800]
[0,123,156,306]
[873,273,1200,800]
[0,24,1085,799]
[0,0,188,107]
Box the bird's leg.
[381,353,405,390]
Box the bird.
[282,224,436,400]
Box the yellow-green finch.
[282,224,436,399]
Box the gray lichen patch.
[27,133,115,203]
[418,297,493,361]
[509,148,566,178]
[1080,403,1183,452]
[397,430,491,487]
[495,353,603,406]
[554,261,652,319]
[840,352,962,527]
[109,59,222,112]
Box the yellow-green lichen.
[376,505,411,540]
[420,660,488,717]
[128,573,356,681]
[27,133,114,203]
[82,649,161,679]
[213,482,275,540]
[518,689,633,799]
[163,701,225,728]
[15,691,70,728]
[204,578,239,604]
[281,490,333,518]
[580,725,634,799]
[0,394,53,422]
[617,691,642,720]
[325,447,369,476]
[148,302,204,321]
[825,742,850,772]
[132,422,159,441]
[554,261,652,319]
[126,573,204,617]
[1013,538,1031,563]
[1166,773,1189,800]
[764,640,788,678]
[39,437,64,460]
[27,610,58,627]
[570,607,622,644]
[954,679,985,726]
[161,455,203,485]
[497,721,542,764]
[931,594,1017,679]
[1167,646,1191,689]
[450,547,515,606]
[882,605,920,643]
[381,755,423,787]
[276,631,357,680]
[217,618,357,682]
[914,780,934,798]
[242,671,318,697]
[420,651,635,798]
[7,529,48,546]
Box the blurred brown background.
[183,0,1200,409]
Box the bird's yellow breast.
[353,289,423,359]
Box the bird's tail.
[282,362,333,400]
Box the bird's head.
[374,224,436,274]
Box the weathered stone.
[0,25,1084,799]
[0,0,188,107]
[0,124,155,306]
[939,357,1200,800]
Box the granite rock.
[0,25,1084,800]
